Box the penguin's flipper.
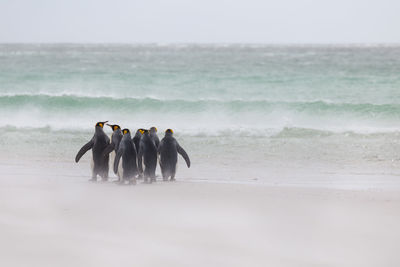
[177,144,191,168]
[75,139,94,163]
[102,143,115,156]
[113,148,124,174]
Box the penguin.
[158,129,190,181]
[149,127,160,148]
[132,128,144,178]
[102,124,123,181]
[137,129,158,183]
[114,129,138,185]
[75,121,110,181]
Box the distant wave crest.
[1,93,400,115]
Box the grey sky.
[1,0,399,43]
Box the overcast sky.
[1,0,399,43]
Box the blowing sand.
[1,165,400,267]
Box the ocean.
[1,44,400,189]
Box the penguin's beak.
[106,124,113,129]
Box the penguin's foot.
[88,178,97,182]
[170,178,176,182]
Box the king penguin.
[137,129,158,183]
[103,124,123,181]
[158,129,190,181]
[132,128,144,178]
[75,121,110,181]
[114,129,138,185]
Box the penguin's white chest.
[110,150,116,167]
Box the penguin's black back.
[118,134,138,178]
[159,136,178,166]
[141,134,158,165]
[138,133,158,179]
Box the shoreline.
[2,157,400,191]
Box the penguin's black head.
[122,128,130,135]
[138,128,145,135]
[150,127,157,133]
[95,121,108,128]
[165,129,174,135]
[142,129,149,135]
[107,124,121,131]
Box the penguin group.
[75,121,191,184]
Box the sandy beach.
[1,161,400,267]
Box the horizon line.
[1,42,400,47]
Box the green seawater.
[1,44,399,132]
[1,44,400,188]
